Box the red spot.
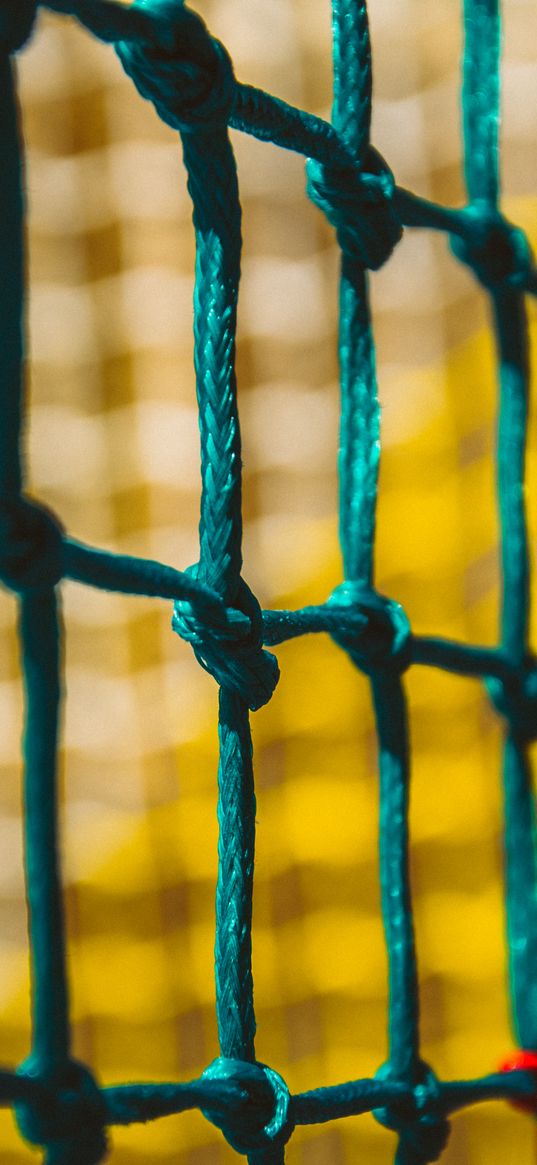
[499,1051,537,1114]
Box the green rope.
[462,0,500,206]
[1,0,537,1161]
[215,687,257,1062]
[460,0,537,1061]
[19,589,69,1076]
[373,672,418,1081]
[493,289,531,665]
[331,0,378,585]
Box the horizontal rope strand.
[64,538,223,610]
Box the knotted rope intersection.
[0,0,536,1161]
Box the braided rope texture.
[0,0,537,1162]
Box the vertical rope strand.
[20,589,71,1076]
[502,738,537,1050]
[372,673,419,1079]
[2,0,536,1156]
[493,287,535,1045]
[331,0,422,1118]
[215,688,256,1062]
[338,277,380,585]
[462,0,501,207]
[463,0,537,1057]
[493,289,530,663]
[2,40,71,1084]
[0,54,25,497]
[331,0,371,157]
[181,128,257,1064]
[182,131,243,605]
[249,1148,285,1165]
[331,0,379,585]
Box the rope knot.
[201,1058,293,1155]
[306,147,402,269]
[116,0,235,134]
[327,582,411,676]
[0,0,36,52]
[450,204,533,290]
[173,573,279,710]
[15,1059,107,1164]
[373,1061,450,1164]
[0,496,64,593]
[486,662,537,741]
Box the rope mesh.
[1,0,536,1161]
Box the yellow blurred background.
[0,0,536,1161]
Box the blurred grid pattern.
[1,0,537,1161]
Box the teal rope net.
[1,0,537,1161]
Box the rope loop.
[306,146,402,270]
[173,572,279,711]
[0,0,36,52]
[115,0,236,135]
[201,1057,294,1155]
[0,496,64,593]
[327,581,411,676]
[14,1059,107,1164]
[373,1061,450,1164]
[486,662,537,741]
[450,203,533,290]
